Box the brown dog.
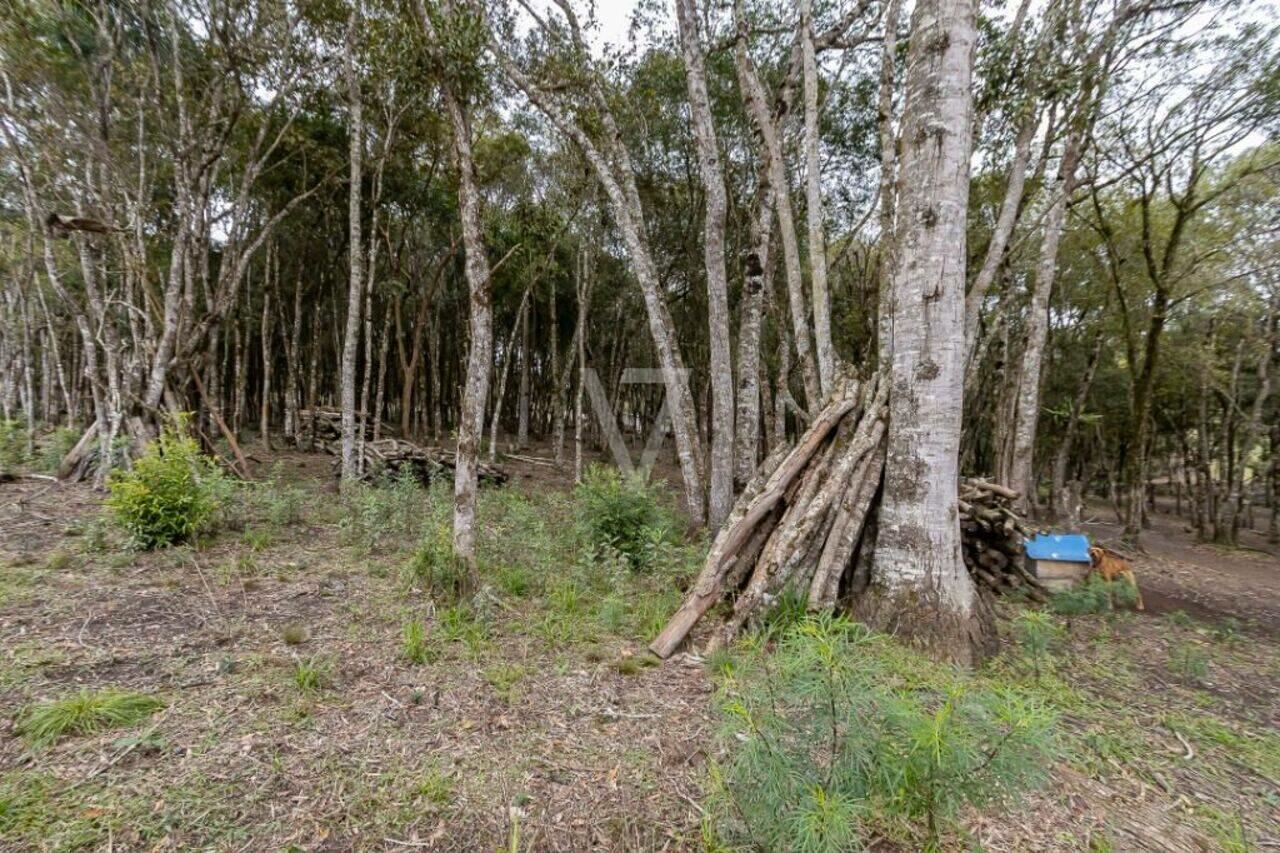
[1088,546,1144,610]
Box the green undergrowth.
[706,614,1059,850]
[15,689,165,748]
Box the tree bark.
[340,8,364,480]
[675,0,735,529]
[861,0,993,666]
[801,0,835,395]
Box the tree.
[858,0,994,664]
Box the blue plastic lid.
[1024,533,1091,563]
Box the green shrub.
[291,656,331,694]
[105,421,226,549]
[401,620,435,664]
[1049,575,1136,617]
[402,526,470,599]
[574,465,677,570]
[708,615,1058,850]
[37,427,79,473]
[337,470,427,552]
[0,420,31,473]
[16,689,165,748]
[1012,610,1064,678]
[1168,643,1210,682]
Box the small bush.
[483,663,528,701]
[708,615,1058,850]
[403,526,470,600]
[1049,575,1136,617]
[0,420,31,473]
[1012,610,1064,678]
[291,656,331,694]
[256,464,308,526]
[574,465,677,571]
[16,689,165,748]
[414,765,454,808]
[1168,643,1210,682]
[401,620,434,665]
[281,624,309,646]
[105,420,227,549]
[338,470,427,552]
[38,427,79,474]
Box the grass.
[4,461,1278,849]
[16,689,165,748]
[401,619,435,664]
[482,663,528,702]
[291,657,331,694]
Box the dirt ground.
[1,449,1278,851]
[1082,500,1280,633]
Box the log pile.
[321,437,509,487]
[959,479,1047,603]
[298,408,375,443]
[650,372,1045,659]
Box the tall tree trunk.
[517,294,530,449]
[574,247,592,484]
[494,42,707,526]
[801,0,835,395]
[875,0,903,361]
[1006,123,1086,511]
[421,1,491,579]
[1220,307,1276,543]
[285,273,303,444]
[735,181,774,487]
[859,0,993,666]
[1051,332,1104,525]
[676,0,734,529]
[260,284,273,450]
[732,17,822,410]
[964,109,1037,361]
[339,8,364,480]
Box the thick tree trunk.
[676,0,735,529]
[861,0,993,666]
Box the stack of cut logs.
[650,372,1046,658]
[298,408,373,443]
[959,478,1047,603]
[300,409,508,487]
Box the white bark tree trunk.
[340,8,364,480]
[862,0,993,666]
[1006,123,1086,510]
[675,0,734,529]
[734,182,774,486]
[801,0,834,395]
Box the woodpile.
[320,436,509,487]
[650,372,1045,659]
[959,479,1047,603]
[298,408,375,443]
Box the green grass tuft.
[16,689,165,748]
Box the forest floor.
[1,445,1277,851]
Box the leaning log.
[650,371,1046,659]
